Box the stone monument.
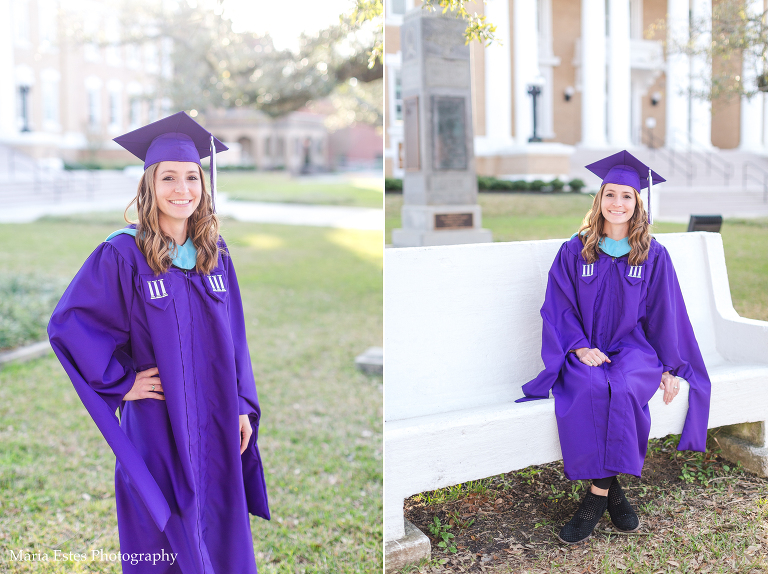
[391,10,492,247]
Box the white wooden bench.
[383,232,768,569]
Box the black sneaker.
[557,490,608,544]
[607,478,640,532]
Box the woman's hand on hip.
[239,414,252,455]
[123,367,165,401]
[659,371,680,404]
[574,347,611,367]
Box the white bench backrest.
[384,232,724,423]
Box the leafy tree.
[359,0,499,72]
[420,0,498,46]
[658,0,768,101]
[67,0,382,123]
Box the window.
[109,91,121,129]
[42,79,59,124]
[147,99,158,122]
[38,0,57,49]
[17,85,31,132]
[394,69,403,122]
[105,17,121,66]
[88,88,101,129]
[161,38,173,78]
[83,16,100,62]
[12,0,30,46]
[126,44,141,68]
[145,43,159,73]
[129,97,141,128]
[105,43,121,66]
[264,137,271,157]
[391,0,406,15]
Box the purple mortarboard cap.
[584,150,666,224]
[113,111,228,212]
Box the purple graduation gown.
[517,236,711,480]
[47,232,270,573]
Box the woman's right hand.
[123,367,165,401]
[574,347,611,367]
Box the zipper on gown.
[184,268,208,572]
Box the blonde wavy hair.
[124,163,223,275]
[577,183,652,266]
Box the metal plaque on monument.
[391,10,492,247]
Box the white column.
[580,0,607,147]
[608,0,632,147]
[690,0,712,148]
[0,0,16,139]
[513,0,540,144]
[629,0,643,39]
[665,0,690,150]
[537,0,560,138]
[512,0,541,145]
[740,0,764,151]
[483,0,514,147]
[740,96,764,152]
[763,94,768,149]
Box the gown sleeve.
[517,241,591,402]
[47,241,171,530]
[221,246,262,427]
[220,242,271,520]
[642,244,712,452]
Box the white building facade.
[0,0,172,167]
[385,0,767,178]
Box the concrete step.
[0,171,138,206]
[569,146,768,192]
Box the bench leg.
[713,421,768,477]
[384,519,431,573]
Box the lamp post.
[527,75,545,143]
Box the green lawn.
[0,214,383,573]
[386,192,768,321]
[218,171,383,209]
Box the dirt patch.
[401,436,768,573]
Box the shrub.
[494,179,516,191]
[529,179,546,191]
[477,176,496,190]
[568,178,586,192]
[551,178,565,191]
[64,161,141,171]
[511,180,529,191]
[216,165,257,172]
[0,275,68,350]
[385,177,403,192]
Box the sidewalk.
[0,193,383,230]
[656,188,768,223]
[216,195,382,230]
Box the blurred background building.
[0,0,383,179]
[385,0,767,191]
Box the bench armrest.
[702,233,768,365]
[715,315,768,365]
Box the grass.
[218,171,383,209]
[0,275,69,351]
[386,193,768,321]
[0,213,382,573]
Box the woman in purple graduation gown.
[48,112,270,573]
[517,150,711,544]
